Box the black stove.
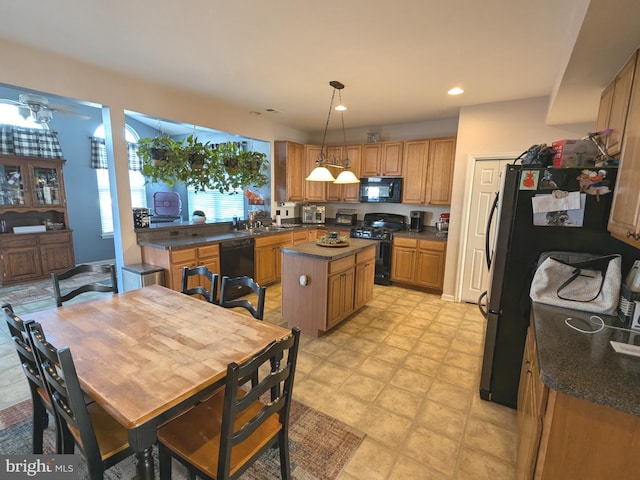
[350,227,394,241]
[350,213,406,285]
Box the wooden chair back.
[157,327,300,480]
[181,265,218,303]
[51,264,118,307]
[2,304,66,454]
[30,322,132,479]
[219,275,266,320]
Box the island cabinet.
[141,244,220,292]
[281,240,375,337]
[254,232,291,286]
[0,231,74,285]
[402,137,456,205]
[274,141,305,202]
[361,141,403,177]
[391,237,446,290]
[608,49,640,247]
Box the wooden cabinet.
[281,243,375,337]
[608,50,640,246]
[141,243,220,292]
[0,155,74,285]
[401,140,429,204]
[361,141,403,177]
[326,145,362,202]
[327,255,355,329]
[274,141,305,202]
[303,145,326,201]
[354,246,375,310]
[516,327,547,480]
[391,237,446,290]
[0,231,74,285]
[426,137,456,205]
[254,232,291,286]
[402,137,456,205]
[597,50,637,157]
[518,325,640,480]
[390,238,416,283]
[415,239,446,289]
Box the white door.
[460,159,512,303]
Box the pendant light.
[306,81,360,184]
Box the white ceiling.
[1,0,639,132]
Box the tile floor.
[1,282,518,479]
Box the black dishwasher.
[219,237,255,300]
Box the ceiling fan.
[0,93,88,126]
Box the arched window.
[93,125,147,236]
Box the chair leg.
[158,443,172,480]
[278,430,291,480]
[31,399,47,454]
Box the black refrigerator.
[478,164,632,409]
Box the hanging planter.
[137,136,268,193]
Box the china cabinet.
[0,155,74,285]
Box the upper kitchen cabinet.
[326,145,362,202]
[304,145,326,202]
[608,50,640,246]
[426,137,456,205]
[402,137,456,205]
[361,141,403,177]
[596,50,637,157]
[274,141,305,202]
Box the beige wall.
[444,96,595,301]
[1,38,602,301]
[0,37,307,268]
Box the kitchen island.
[517,302,640,479]
[281,238,376,337]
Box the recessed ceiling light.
[265,108,281,114]
[448,87,464,96]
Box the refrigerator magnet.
[520,170,539,190]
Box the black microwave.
[359,177,402,203]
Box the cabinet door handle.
[627,231,633,238]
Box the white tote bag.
[530,254,622,314]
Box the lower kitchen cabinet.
[327,255,355,329]
[0,231,74,285]
[517,326,640,479]
[391,237,446,290]
[141,244,220,293]
[254,232,291,286]
[354,246,375,310]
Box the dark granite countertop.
[531,302,640,417]
[281,238,375,261]
[393,226,448,242]
[136,223,319,250]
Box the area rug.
[0,271,110,308]
[0,398,363,480]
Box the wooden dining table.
[27,285,291,480]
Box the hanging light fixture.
[305,81,360,184]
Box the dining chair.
[2,304,67,454]
[29,321,133,480]
[181,265,218,303]
[51,264,118,307]
[218,275,266,320]
[157,327,301,480]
